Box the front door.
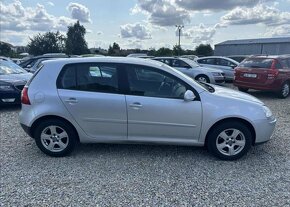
[125,64,202,143]
[57,63,127,140]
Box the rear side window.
[199,58,216,65]
[57,63,119,93]
[239,58,273,69]
[280,59,290,69]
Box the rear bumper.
[234,80,281,91]
[0,91,21,105]
[20,123,33,138]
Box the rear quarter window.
[239,58,273,69]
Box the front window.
[0,60,27,75]
[239,58,274,69]
[126,65,188,99]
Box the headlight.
[0,85,14,91]
[211,72,222,76]
[263,106,272,118]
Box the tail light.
[267,69,279,80]
[21,86,31,105]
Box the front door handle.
[65,98,78,104]
[129,102,142,109]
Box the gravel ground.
[1,85,290,206]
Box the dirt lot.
[1,86,289,206]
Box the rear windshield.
[239,58,273,69]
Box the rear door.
[124,64,202,143]
[57,63,127,140]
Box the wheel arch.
[30,115,80,142]
[204,117,256,146]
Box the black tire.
[238,87,249,92]
[195,75,210,83]
[34,119,77,157]
[207,121,252,161]
[278,82,290,99]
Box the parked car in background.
[0,59,32,105]
[19,57,276,160]
[19,53,69,71]
[153,57,225,84]
[197,56,239,81]
[227,55,249,63]
[180,55,198,61]
[234,55,290,98]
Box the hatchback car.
[153,57,225,84]
[234,55,290,98]
[0,60,32,105]
[19,57,276,160]
[197,56,239,81]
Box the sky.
[1,0,290,50]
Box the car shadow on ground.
[0,104,21,111]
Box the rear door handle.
[129,102,142,109]
[65,98,78,104]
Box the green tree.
[108,42,121,56]
[195,44,213,57]
[66,21,90,55]
[155,47,173,57]
[0,42,13,56]
[27,32,66,56]
[173,44,185,56]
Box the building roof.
[216,37,290,46]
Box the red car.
[234,55,290,98]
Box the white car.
[153,57,225,84]
[19,57,276,160]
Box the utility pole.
[175,25,184,56]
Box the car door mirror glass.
[184,90,195,101]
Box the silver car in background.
[153,57,225,84]
[19,57,276,160]
[197,56,239,81]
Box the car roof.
[198,56,239,63]
[43,57,164,68]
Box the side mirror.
[184,90,196,101]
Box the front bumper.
[254,117,277,144]
[214,76,225,84]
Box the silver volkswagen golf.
[19,57,276,160]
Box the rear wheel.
[238,87,249,92]
[278,82,289,99]
[195,75,210,83]
[34,119,77,157]
[207,121,252,160]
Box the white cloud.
[265,25,290,37]
[120,23,152,40]
[133,0,190,27]
[47,1,54,7]
[0,1,75,32]
[67,3,91,23]
[175,0,263,11]
[182,24,219,44]
[221,4,290,26]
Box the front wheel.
[34,119,77,157]
[195,75,210,83]
[278,82,289,99]
[207,121,252,160]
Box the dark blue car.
[0,60,32,105]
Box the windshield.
[180,58,200,67]
[0,60,27,75]
[239,58,274,69]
